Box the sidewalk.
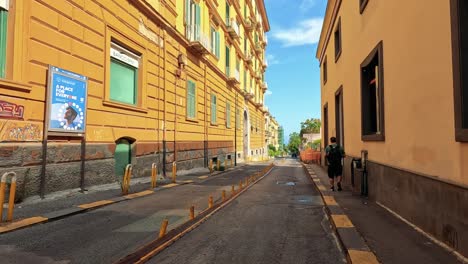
[0,164,247,234]
[305,163,464,264]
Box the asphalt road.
[148,159,346,264]
[0,164,268,264]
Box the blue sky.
[263,0,327,143]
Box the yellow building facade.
[0,0,270,199]
[317,0,468,257]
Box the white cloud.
[266,54,280,65]
[272,18,323,47]
[265,90,273,96]
[299,0,317,11]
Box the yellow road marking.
[348,249,380,264]
[124,190,154,199]
[313,178,320,182]
[323,196,338,206]
[162,183,179,188]
[0,217,48,233]
[331,214,354,228]
[198,176,209,179]
[317,185,327,191]
[78,200,114,209]
[183,180,194,183]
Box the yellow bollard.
[209,195,214,208]
[159,219,169,238]
[0,172,17,222]
[231,158,233,168]
[172,162,177,183]
[222,190,226,201]
[245,178,248,186]
[151,163,157,189]
[209,160,213,173]
[231,185,235,196]
[189,205,195,220]
[122,165,132,195]
[217,159,220,171]
[239,180,243,189]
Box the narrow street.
[148,159,345,264]
[0,161,346,264]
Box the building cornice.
[316,0,341,64]
[256,0,270,32]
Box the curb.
[0,165,243,235]
[302,163,380,264]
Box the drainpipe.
[234,91,237,166]
[162,29,167,177]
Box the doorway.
[115,138,132,181]
[335,87,344,146]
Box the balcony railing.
[244,17,255,32]
[255,42,263,54]
[227,18,240,39]
[245,54,253,64]
[261,81,268,91]
[186,24,210,55]
[227,67,240,84]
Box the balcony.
[245,89,254,100]
[245,54,253,65]
[261,81,268,91]
[256,14,262,29]
[255,72,262,80]
[186,24,211,55]
[244,17,255,32]
[226,18,240,39]
[262,59,268,69]
[227,66,240,85]
[255,42,263,54]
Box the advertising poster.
[47,66,88,134]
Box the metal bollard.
[159,219,169,238]
[239,180,243,189]
[209,195,214,208]
[209,160,213,173]
[151,163,157,189]
[122,165,133,195]
[217,160,220,171]
[189,206,195,220]
[172,162,177,183]
[231,158,233,168]
[231,185,235,196]
[0,172,17,222]
[222,190,226,201]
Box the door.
[115,139,132,181]
[335,87,344,147]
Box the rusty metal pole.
[208,195,214,208]
[7,176,17,221]
[189,206,195,220]
[159,219,169,238]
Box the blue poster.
[48,66,88,134]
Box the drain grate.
[276,181,296,186]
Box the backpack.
[327,145,342,165]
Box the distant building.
[317,0,467,257]
[278,126,284,148]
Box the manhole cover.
[276,181,296,186]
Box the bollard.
[209,160,213,173]
[172,162,177,183]
[231,158,233,168]
[217,159,220,171]
[209,195,214,208]
[0,172,17,222]
[222,190,226,201]
[159,219,169,238]
[151,163,157,189]
[245,178,248,186]
[239,180,243,189]
[189,206,195,220]
[122,164,133,195]
[231,185,235,196]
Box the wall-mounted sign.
[47,66,88,135]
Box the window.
[244,38,247,55]
[334,18,342,62]
[211,26,220,58]
[236,109,240,129]
[211,93,217,124]
[226,102,231,128]
[185,0,200,40]
[360,0,369,14]
[0,1,9,78]
[110,43,140,105]
[186,80,196,119]
[361,41,384,141]
[226,46,230,76]
[323,56,328,84]
[225,1,230,25]
[243,70,247,91]
[452,0,468,141]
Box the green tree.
[287,132,302,154]
[300,118,321,137]
[268,144,277,157]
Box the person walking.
[325,137,345,191]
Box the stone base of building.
[0,141,235,202]
[340,156,468,258]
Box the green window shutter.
[243,71,246,91]
[0,9,8,78]
[211,94,217,124]
[185,0,190,25]
[195,4,200,39]
[226,1,230,25]
[226,103,231,128]
[110,59,137,105]
[225,47,230,75]
[187,80,196,118]
[216,31,220,57]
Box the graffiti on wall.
[0,101,24,119]
[0,121,43,142]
